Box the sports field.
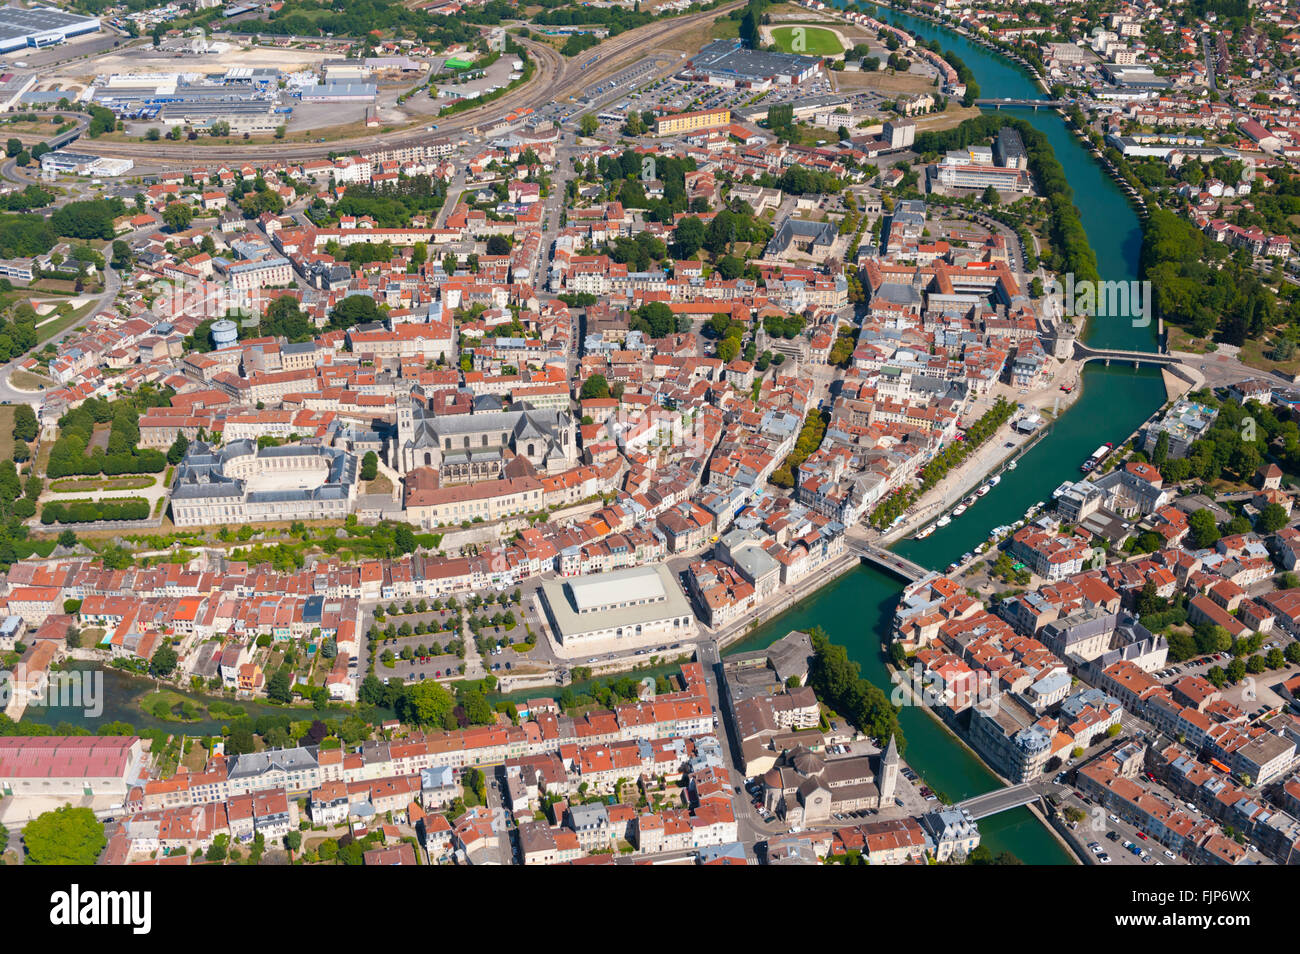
[770,25,843,56]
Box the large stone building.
[761,735,900,828]
[394,397,578,477]
[0,736,145,800]
[171,440,359,526]
[539,564,696,655]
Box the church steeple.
[878,734,900,804]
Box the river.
[715,1,1168,864]
[22,3,1160,866]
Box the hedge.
[41,498,151,524]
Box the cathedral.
[394,395,579,479]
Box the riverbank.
[887,660,1083,864]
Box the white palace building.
[170,440,359,526]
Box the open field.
[8,369,54,391]
[832,66,939,94]
[912,102,982,131]
[51,41,344,84]
[770,25,844,55]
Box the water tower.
[211,319,238,349]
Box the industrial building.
[39,149,133,177]
[0,6,99,54]
[297,82,377,103]
[685,40,823,89]
[91,71,285,132]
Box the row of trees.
[771,409,829,489]
[870,397,1016,527]
[916,116,1098,287]
[808,626,905,753]
[40,498,151,525]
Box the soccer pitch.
[770,25,843,56]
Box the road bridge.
[954,781,1045,820]
[1074,342,1176,368]
[973,98,1069,109]
[847,542,931,583]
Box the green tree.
[402,680,455,726]
[579,113,599,136]
[150,645,178,677]
[1257,502,1288,533]
[267,669,292,704]
[24,805,106,864]
[360,451,379,481]
[11,404,36,443]
[167,431,190,465]
[206,833,229,862]
[580,374,611,400]
[1188,509,1220,549]
[162,202,193,232]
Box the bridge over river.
[953,781,1051,820]
[847,541,931,583]
[972,98,1070,109]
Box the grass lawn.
[709,15,741,40]
[770,24,842,56]
[1237,332,1300,377]
[141,690,204,723]
[8,369,54,391]
[181,740,208,773]
[50,475,156,493]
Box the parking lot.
[1057,779,1192,866]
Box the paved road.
[0,258,121,407]
[82,5,746,168]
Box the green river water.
[24,2,1167,865]
[713,2,1166,864]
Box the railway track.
[85,4,743,166]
